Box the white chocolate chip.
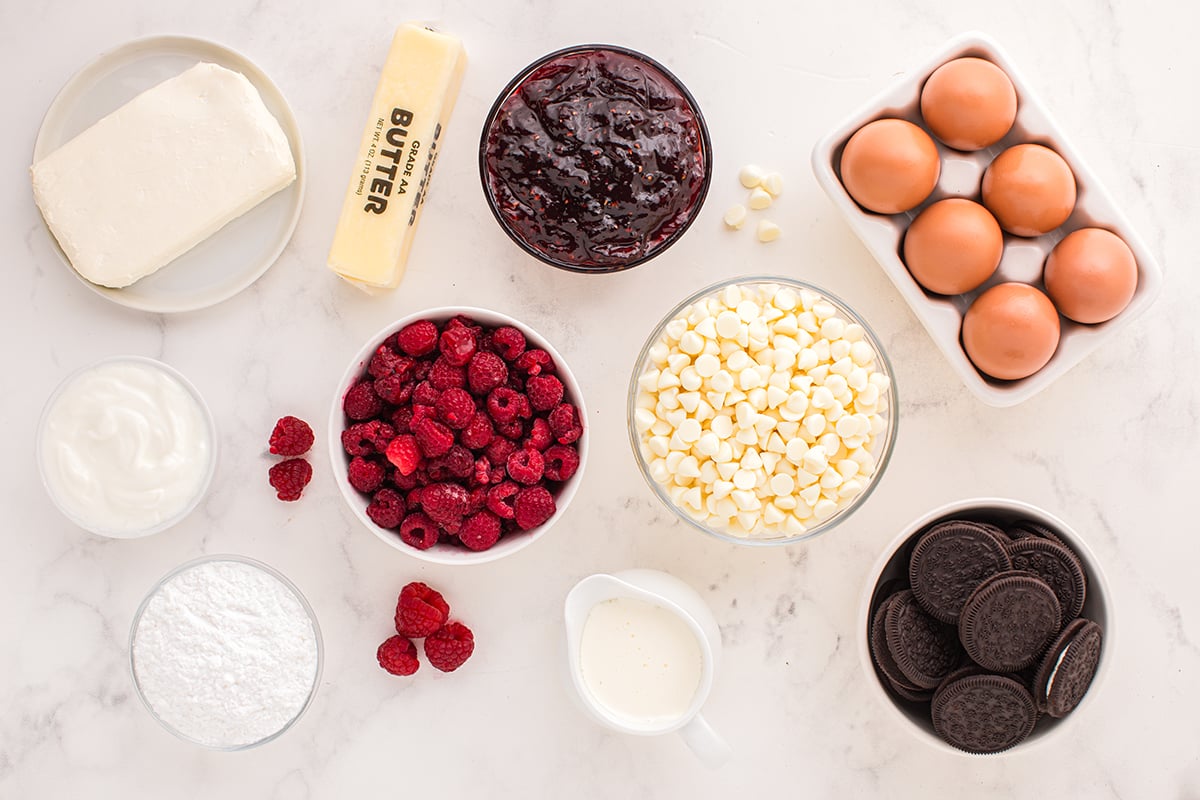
[761,172,784,197]
[748,187,773,210]
[756,220,781,243]
[739,164,766,188]
[723,204,748,229]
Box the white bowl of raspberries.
[329,307,587,564]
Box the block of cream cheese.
[31,62,296,289]
[327,24,467,293]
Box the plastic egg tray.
[810,32,1163,407]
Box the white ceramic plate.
[32,35,306,314]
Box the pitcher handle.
[678,713,731,768]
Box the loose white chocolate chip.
[761,172,784,197]
[738,164,766,188]
[724,204,748,229]
[748,187,773,210]
[756,221,781,243]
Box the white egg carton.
[810,32,1163,407]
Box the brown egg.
[982,144,1076,237]
[903,198,1003,295]
[962,283,1060,380]
[921,57,1018,151]
[839,118,941,214]
[1044,228,1138,323]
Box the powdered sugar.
[131,558,320,748]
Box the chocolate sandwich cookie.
[931,673,1037,754]
[869,595,934,702]
[1007,538,1087,625]
[1007,518,1067,548]
[959,571,1061,672]
[884,590,962,689]
[909,520,1013,623]
[1033,618,1103,718]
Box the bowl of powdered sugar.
[129,555,322,749]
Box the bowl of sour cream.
[36,356,216,538]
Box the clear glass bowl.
[128,555,323,750]
[627,276,898,546]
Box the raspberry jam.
[481,46,711,272]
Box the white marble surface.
[3,0,1198,796]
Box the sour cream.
[38,358,214,536]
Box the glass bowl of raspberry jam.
[480,45,712,273]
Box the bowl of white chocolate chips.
[628,276,896,544]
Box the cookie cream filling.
[1043,642,1072,698]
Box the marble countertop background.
[2,0,1198,796]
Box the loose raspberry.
[412,380,440,406]
[399,512,440,549]
[396,319,438,356]
[515,348,553,376]
[514,486,556,530]
[414,417,455,458]
[437,388,476,429]
[506,448,545,485]
[374,373,414,405]
[377,635,420,676]
[348,456,386,493]
[543,444,581,482]
[368,346,414,381]
[439,326,477,367]
[421,482,470,527]
[486,481,519,520]
[485,437,518,466]
[269,415,314,456]
[269,458,312,501]
[366,487,406,528]
[427,445,474,481]
[386,434,423,475]
[525,417,552,451]
[467,351,508,395]
[429,357,467,391]
[343,381,383,421]
[459,413,495,450]
[490,326,526,361]
[548,402,583,444]
[424,621,475,672]
[496,418,525,442]
[526,375,565,412]
[460,511,502,551]
[487,387,528,423]
[394,581,450,637]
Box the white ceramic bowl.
[811,32,1163,406]
[858,497,1113,755]
[329,307,588,565]
[36,356,217,538]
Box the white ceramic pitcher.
[564,569,731,767]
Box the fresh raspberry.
[366,487,406,528]
[543,444,581,482]
[421,482,470,527]
[439,326,477,367]
[348,456,386,493]
[472,456,492,487]
[467,486,488,514]
[427,445,474,481]
[424,621,475,672]
[448,314,481,333]
[459,511,502,551]
[394,581,450,637]
[390,406,414,435]
[488,465,507,485]
[398,511,440,549]
[467,351,508,395]
[341,422,375,457]
[548,402,583,444]
[367,421,397,452]
[459,413,495,450]
[405,486,424,509]
[487,387,530,423]
[412,380,440,406]
[436,388,476,429]
[343,381,383,421]
[496,418,526,442]
[429,357,467,391]
[414,417,455,458]
[526,375,565,412]
[386,434,423,475]
[515,348,553,376]
[269,458,312,501]
[485,437,518,466]
[392,467,419,490]
[486,481,519,520]
[374,373,414,405]
[490,326,526,361]
[377,635,420,676]
[514,486,556,530]
[506,448,545,485]
[396,319,438,356]
[411,404,436,426]
[269,415,314,456]
[368,346,414,381]
[525,417,553,451]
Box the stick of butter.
[327,24,467,293]
[31,63,297,289]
